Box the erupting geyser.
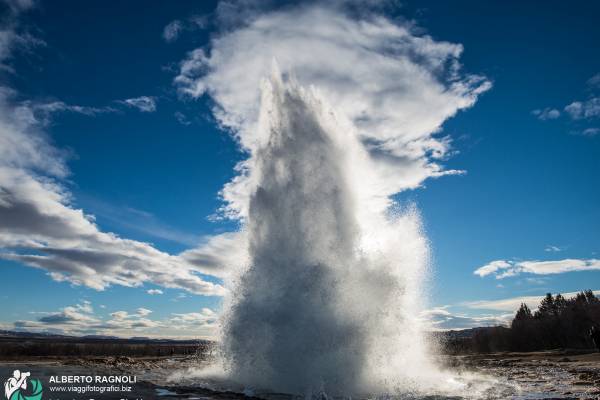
[217,71,450,396]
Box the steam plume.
[219,71,445,395]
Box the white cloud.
[421,307,511,330]
[464,290,600,312]
[544,245,562,252]
[474,258,600,279]
[118,96,157,112]
[179,231,248,278]
[0,1,41,72]
[171,307,216,325]
[147,289,163,295]
[136,307,152,317]
[0,11,225,297]
[533,74,600,135]
[175,3,489,222]
[473,260,511,278]
[110,311,129,320]
[531,107,560,120]
[10,301,218,338]
[564,97,600,120]
[26,100,117,119]
[581,127,600,136]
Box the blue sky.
[0,0,599,337]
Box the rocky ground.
[1,350,599,399]
[444,349,600,399]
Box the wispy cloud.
[0,0,42,72]
[146,289,163,295]
[580,127,599,136]
[464,290,600,312]
[77,196,200,246]
[544,245,562,252]
[117,96,157,112]
[587,73,600,89]
[163,20,183,42]
[174,111,191,126]
[532,107,560,120]
[421,307,511,330]
[26,100,117,120]
[15,95,159,125]
[162,16,207,43]
[474,258,600,279]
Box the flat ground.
[1,350,599,399]
[444,349,600,399]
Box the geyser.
[218,72,447,396]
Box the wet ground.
[444,349,600,399]
[1,350,599,399]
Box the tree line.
[444,290,600,353]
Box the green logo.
[3,370,43,400]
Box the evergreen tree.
[535,293,556,318]
[513,303,533,323]
[554,294,567,314]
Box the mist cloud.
[175,2,490,222]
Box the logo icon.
[3,370,42,400]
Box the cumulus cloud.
[171,307,216,325]
[136,307,152,316]
[474,258,600,279]
[531,107,560,120]
[564,98,600,120]
[464,290,600,312]
[11,300,217,338]
[533,74,600,136]
[147,289,163,295]
[37,301,97,325]
[175,2,489,222]
[117,96,157,112]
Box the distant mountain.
[81,334,120,340]
[0,330,71,339]
[0,330,209,343]
[431,326,504,340]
